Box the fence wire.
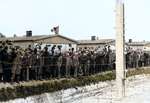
[1,56,150,102]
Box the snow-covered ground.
[3,74,150,103]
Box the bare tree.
[0,33,5,38]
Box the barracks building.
[0,31,149,51]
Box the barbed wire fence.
[1,56,150,103]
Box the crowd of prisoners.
[0,40,149,84]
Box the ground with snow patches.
[2,74,150,103]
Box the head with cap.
[4,46,8,52]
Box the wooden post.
[115,0,125,100]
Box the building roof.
[77,39,115,45]
[125,42,150,46]
[0,34,78,43]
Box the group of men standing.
[0,44,116,84]
[126,48,150,69]
[1,43,150,84]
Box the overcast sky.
[0,0,150,42]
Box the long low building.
[126,41,150,51]
[0,34,78,52]
[77,39,115,50]
[0,33,116,51]
[1,33,150,51]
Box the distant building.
[0,33,116,51]
[2,32,150,52]
[125,41,150,51]
[77,39,115,50]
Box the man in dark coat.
[41,47,53,79]
[144,51,149,67]
[126,52,130,69]
[29,51,36,80]
[21,52,27,81]
[2,46,15,83]
[95,50,105,73]
[0,48,3,82]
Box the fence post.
[115,0,125,100]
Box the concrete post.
[115,0,125,100]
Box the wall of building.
[35,36,76,44]
[13,41,33,49]
[127,46,143,50]
[107,41,115,46]
[77,44,105,50]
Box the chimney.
[129,39,132,43]
[143,40,145,42]
[97,37,99,40]
[26,30,32,37]
[91,36,96,40]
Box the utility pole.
[115,0,125,100]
